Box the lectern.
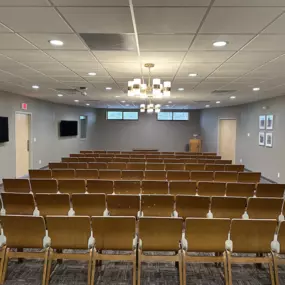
[189,139,202,153]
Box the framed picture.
[266,115,274,130]
[259,132,265,146]
[266,132,273,148]
[259,115,266,129]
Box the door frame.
[15,111,33,176]
[217,118,237,162]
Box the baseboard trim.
[244,168,277,184]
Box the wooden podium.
[189,139,202,153]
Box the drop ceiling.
[0,0,285,109]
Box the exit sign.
[21,103,28,110]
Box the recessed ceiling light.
[74,100,79,103]
[230,96,236,99]
[216,101,221,104]
[106,87,112,90]
[178,88,184,91]
[115,95,120,98]
[253,87,260,91]
[49,40,64,46]
[168,101,172,104]
[57,94,63,97]
[205,105,210,108]
[32,85,39,89]
[213,41,228,47]
[189,73,198,77]
[88,72,96,76]
[86,103,90,106]
[121,100,126,103]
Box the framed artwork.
[259,115,265,129]
[266,132,273,148]
[266,115,274,130]
[259,132,265,146]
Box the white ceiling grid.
[0,0,284,109]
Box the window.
[79,115,87,139]
[157,112,173,121]
[173,112,189,121]
[107,111,123,120]
[123,112,139,120]
[106,111,139,120]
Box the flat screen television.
[0,117,9,143]
[59,120,78,137]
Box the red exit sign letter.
[21,103,28,110]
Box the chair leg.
[45,249,53,285]
[42,248,49,285]
[133,249,137,285]
[88,249,93,285]
[223,251,229,285]
[226,251,232,285]
[0,246,6,285]
[268,253,276,285]
[90,249,96,285]
[272,253,280,285]
[1,248,9,284]
[182,251,187,285]
[178,250,183,285]
[137,249,141,285]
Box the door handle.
[27,140,30,152]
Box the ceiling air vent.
[212,90,236,95]
[56,88,78,95]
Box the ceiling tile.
[212,62,261,77]
[177,62,220,77]
[51,0,128,6]
[141,62,180,77]
[214,0,285,6]
[0,34,36,49]
[200,7,282,33]
[93,51,139,63]
[102,62,141,78]
[185,51,235,63]
[139,35,194,51]
[0,23,12,33]
[0,50,55,62]
[58,7,134,33]
[205,77,236,83]
[0,7,72,33]
[63,62,109,77]
[135,7,206,34]
[262,13,285,34]
[228,51,284,64]
[141,52,186,62]
[21,33,88,50]
[45,50,96,62]
[243,35,285,51]
[133,0,211,6]
[0,0,51,5]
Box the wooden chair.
[88,162,107,169]
[183,218,231,285]
[3,178,31,193]
[68,162,88,169]
[164,159,181,163]
[169,181,197,195]
[227,219,277,285]
[145,158,164,163]
[107,194,140,216]
[141,180,168,194]
[76,169,99,179]
[238,172,261,183]
[85,153,98,158]
[0,215,49,285]
[256,183,285,198]
[198,182,226,196]
[99,170,121,180]
[210,196,247,219]
[225,164,244,172]
[197,159,215,164]
[203,152,217,156]
[52,169,75,179]
[247,197,283,219]
[113,157,129,163]
[176,195,210,219]
[70,153,85,157]
[49,162,68,169]
[30,179,58,194]
[185,163,205,171]
[128,158,145,163]
[190,171,214,182]
[205,164,225,171]
[58,179,86,194]
[214,171,238,182]
[62,157,78,162]
[91,217,137,285]
[141,195,175,217]
[45,216,93,285]
[114,180,141,194]
[145,155,161,159]
[181,158,197,164]
[108,162,126,170]
[35,193,71,216]
[72,194,106,216]
[144,170,166,180]
[145,163,165,170]
[215,160,232,165]
[167,171,190,181]
[29,169,52,179]
[121,170,144,180]
[87,180,113,194]
[226,182,255,197]
[80,150,94,154]
[138,217,183,285]
[96,157,113,163]
[165,163,185,171]
[126,163,145,170]
[1,193,35,215]
[78,157,95,163]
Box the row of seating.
[0,215,284,285]
[1,193,284,220]
[80,150,217,155]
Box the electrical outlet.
[278,173,280,178]
[39,160,42,165]
[240,159,243,164]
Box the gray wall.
[200,95,285,183]
[93,109,200,152]
[0,91,96,182]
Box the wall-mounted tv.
[59,120,78,137]
[0,117,9,143]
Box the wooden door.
[218,119,236,163]
[15,113,31,177]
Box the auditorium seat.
[127,163,145,170]
[181,158,198,164]
[238,172,261,183]
[69,162,88,169]
[108,162,126,170]
[58,179,86,194]
[107,194,140,216]
[144,170,166,181]
[72,194,106,216]
[183,218,231,285]
[214,171,238,182]
[30,179,58,194]
[76,169,99,179]
[176,195,210,219]
[197,182,226,196]
[246,197,283,219]
[1,193,35,215]
[96,157,113,163]
[197,159,215,164]
[215,160,232,165]
[273,221,285,283]
[169,181,197,195]
[80,150,94,154]
[165,163,185,171]
[164,158,181,163]
[128,158,145,163]
[35,193,70,216]
[226,182,255,197]
[190,171,214,182]
[145,158,164,163]
[0,215,48,285]
[3,178,31,193]
[113,158,130,163]
[256,183,285,198]
[114,180,141,194]
[62,157,78,162]
[45,216,93,285]
[29,169,52,179]
[227,219,276,285]
[52,169,75,179]
[210,196,247,219]
[185,163,205,171]
[145,163,165,170]
[141,180,168,194]
[121,170,144,180]
[205,164,225,171]
[70,153,85,157]
[141,195,174,217]
[225,164,244,172]
[91,217,137,285]
[49,162,68,169]
[87,180,113,194]
[99,169,121,180]
[78,157,95,163]
[137,217,183,285]
[167,170,190,181]
[88,162,107,169]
